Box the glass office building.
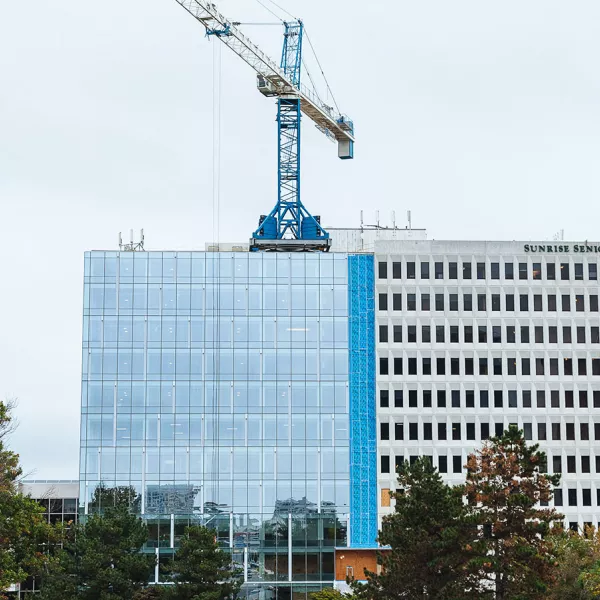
[80,251,376,598]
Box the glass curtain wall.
[80,251,350,599]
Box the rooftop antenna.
[391,210,396,229]
[119,229,145,252]
[376,210,380,229]
[407,210,412,231]
[360,210,364,231]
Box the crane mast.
[173,0,355,251]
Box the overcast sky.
[2,0,600,478]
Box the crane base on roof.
[249,238,332,253]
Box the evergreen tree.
[353,457,472,600]
[39,503,156,600]
[0,400,55,595]
[464,427,562,599]
[163,526,241,600]
[309,588,348,600]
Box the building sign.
[524,244,600,253]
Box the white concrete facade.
[375,240,600,530]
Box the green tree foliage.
[352,457,472,600]
[0,400,55,596]
[162,526,241,600]
[309,588,348,600]
[39,504,156,600]
[464,427,562,600]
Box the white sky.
[2,0,600,478]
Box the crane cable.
[254,0,283,22]
[303,28,341,115]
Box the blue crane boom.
[173,0,355,251]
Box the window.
[537,390,545,408]
[594,359,600,375]
[407,294,416,310]
[561,263,570,280]
[380,390,389,408]
[534,295,542,311]
[507,326,516,343]
[494,423,503,437]
[381,455,390,473]
[523,390,532,408]
[595,391,600,408]
[547,263,556,280]
[565,390,574,408]
[465,358,474,375]
[408,358,417,375]
[535,327,544,343]
[407,262,415,279]
[464,294,473,311]
[575,263,584,280]
[379,293,388,311]
[378,261,388,279]
[521,326,530,343]
[393,325,402,343]
[422,326,431,343]
[408,326,417,343]
[505,262,514,279]
[393,293,402,311]
[463,262,472,279]
[380,422,389,440]
[393,261,402,279]
[408,390,417,407]
[554,489,563,506]
[522,358,530,375]
[583,488,592,506]
[494,390,503,407]
[538,422,546,440]
[519,262,528,280]
[478,294,487,311]
[548,295,557,311]
[379,325,388,343]
[409,423,418,440]
[592,295,599,312]
[576,295,585,312]
[436,326,445,343]
[453,456,462,473]
[437,358,446,375]
[562,295,571,311]
[435,294,444,311]
[449,294,459,311]
[533,263,541,280]
[467,423,476,440]
[477,262,486,280]
[577,327,586,344]
[394,357,403,375]
[491,262,500,279]
[552,423,561,440]
[451,357,460,374]
[506,294,515,311]
[566,455,576,473]
[579,359,587,376]
[452,423,461,440]
[437,390,446,408]
[394,390,403,408]
[493,358,502,376]
[520,294,529,311]
[549,326,558,343]
[553,456,562,473]
[480,390,489,408]
[380,357,389,375]
[492,326,501,343]
[421,294,430,311]
[481,423,490,439]
[568,489,577,507]
[395,422,404,440]
[507,358,516,376]
[449,262,458,279]
[422,358,431,375]
[581,423,590,441]
[524,422,532,439]
[435,262,444,279]
[590,263,598,280]
[420,262,429,279]
[452,389,460,406]
[466,390,475,408]
[492,294,501,311]
[450,326,459,343]
[423,390,431,408]
[580,391,588,408]
[423,422,433,440]
[464,326,473,343]
[478,326,487,343]
[438,456,448,473]
[550,359,559,375]
[563,327,572,343]
[438,422,447,440]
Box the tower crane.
[173,0,355,251]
